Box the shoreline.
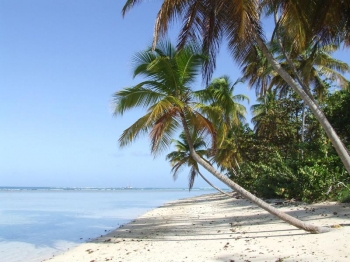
[45,193,350,262]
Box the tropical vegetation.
[113,40,331,233]
[166,131,231,196]
[121,0,350,174]
[115,0,350,234]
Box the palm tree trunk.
[255,37,350,175]
[301,102,306,159]
[179,112,330,234]
[197,170,233,197]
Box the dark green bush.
[232,151,349,202]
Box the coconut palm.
[195,76,248,172]
[262,0,350,54]
[166,132,231,196]
[251,90,279,138]
[210,127,242,174]
[267,39,349,151]
[196,76,249,140]
[114,40,329,233]
[113,40,214,155]
[242,46,275,97]
[268,39,350,101]
[122,0,350,178]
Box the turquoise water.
[0,187,215,262]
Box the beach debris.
[275,257,290,262]
[223,242,230,249]
[86,249,94,254]
[331,224,342,228]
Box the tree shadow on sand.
[88,193,350,245]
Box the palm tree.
[166,132,231,196]
[251,90,279,138]
[195,76,249,147]
[195,76,248,173]
[267,39,349,151]
[211,127,242,174]
[242,46,275,97]
[122,0,350,177]
[113,40,214,155]
[262,0,350,54]
[114,40,329,233]
[268,39,350,102]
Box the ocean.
[0,187,216,262]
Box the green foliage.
[234,151,349,202]
[323,86,350,145]
[228,92,350,202]
[235,152,298,199]
[113,40,211,156]
[337,187,350,203]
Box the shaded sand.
[45,193,350,262]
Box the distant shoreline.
[46,192,350,262]
[0,186,228,191]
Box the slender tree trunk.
[272,11,350,164]
[301,102,306,159]
[197,170,233,197]
[179,112,329,234]
[255,37,350,175]
[273,11,316,100]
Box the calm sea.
[0,187,216,262]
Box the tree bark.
[301,102,306,159]
[179,111,330,234]
[255,37,350,175]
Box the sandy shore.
[45,193,350,262]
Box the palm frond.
[149,107,181,155]
[113,83,165,115]
[118,112,153,147]
[188,167,198,190]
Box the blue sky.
[1,1,349,188]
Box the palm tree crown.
[113,41,214,155]
[166,132,208,190]
[195,76,249,148]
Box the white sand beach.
[45,193,350,262]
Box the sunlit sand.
[46,193,350,261]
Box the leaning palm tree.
[242,46,275,97]
[113,41,214,155]
[268,40,350,101]
[268,40,350,150]
[122,0,350,177]
[166,132,231,196]
[114,40,329,233]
